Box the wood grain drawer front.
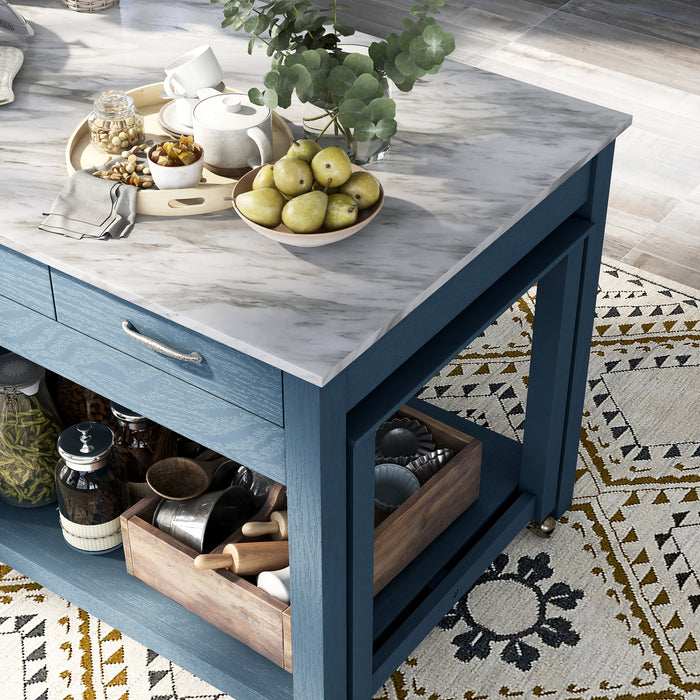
[51,271,283,426]
[0,293,285,482]
[0,246,55,319]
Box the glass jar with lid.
[109,401,172,505]
[87,90,145,154]
[55,421,129,554]
[0,353,62,508]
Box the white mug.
[164,45,223,99]
[174,95,199,128]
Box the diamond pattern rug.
[1,259,698,699]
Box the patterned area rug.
[1,259,698,700]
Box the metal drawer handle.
[121,319,203,364]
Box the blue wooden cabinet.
[0,142,617,699]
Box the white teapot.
[192,89,274,174]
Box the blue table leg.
[555,143,616,515]
[283,374,350,699]
[520,241,585,522]
[522,144,616,522]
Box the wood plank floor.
[335,0,700,289]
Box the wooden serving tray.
[65,83,294,217]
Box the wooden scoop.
[194,540,289,576]
[241,510,288,540]
[146,455,230,500]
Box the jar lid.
[92,90,136,119]
[192,93,269,130]
[58,422,114,465]
[109,401,148,424]
[0,353,44,395]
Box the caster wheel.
[527,515,557,538]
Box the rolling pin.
[241,510,288,540]
[194,540,289,576]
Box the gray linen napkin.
[39,167,137,240]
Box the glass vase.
[302,99,391,165]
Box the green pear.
[312,179,338,195]
[285,139,322,163]
[324,193,358,231]
[281,190,328,234]
[252,163,275,190]
[235,188,286,227]
[273,157,313,197]
[339,171,380,210]
[311,146,352,188]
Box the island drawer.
[51,271,283,426]
[0,246,55,319]
[121,405,481,671]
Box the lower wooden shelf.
[120,405,482,672]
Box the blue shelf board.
[371,398,526,677]
[0,502,292,700]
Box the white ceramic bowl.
[232,163,384,247]
[147,143,204,190]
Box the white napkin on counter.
[39,167,137,240]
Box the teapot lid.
[193,93,269,130]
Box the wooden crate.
[374,405,481,594]
[120,405,480,671]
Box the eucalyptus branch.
[214,0,455,144]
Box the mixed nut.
[91,143,153,188]
[89,117,145,154]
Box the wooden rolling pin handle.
[193,553,234,570]
[224,541,289,576]
[241,521,278,537]
[241,510,288,541]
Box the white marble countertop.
[0,0,631,386]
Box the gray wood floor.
[337,0,700,289]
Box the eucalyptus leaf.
[263,69,282,91]
[297,49,322,70]
[395,50,421,78]
[248,86,264,105]
[334,24,355,36]
[345,73,384,102]
[328,65,356,98]
[221,15,242,29]
[262,88,280,110]
[353,118,396,142]
[288,63,314,102]
[368,42,387,71]
[363,97,395,122]
[338,98,367,128]
[342,52,373,77]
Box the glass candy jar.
[55,422,129,554]
[88,90,145,154]
[0,353,62,508]
[109,401,172,504]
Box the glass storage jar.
[0,353,62,508]
[55,421,129,554]
[110,401,172,504]
[87,90,145,154]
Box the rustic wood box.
[120,405,481,671]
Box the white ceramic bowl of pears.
[232,142,384,247]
